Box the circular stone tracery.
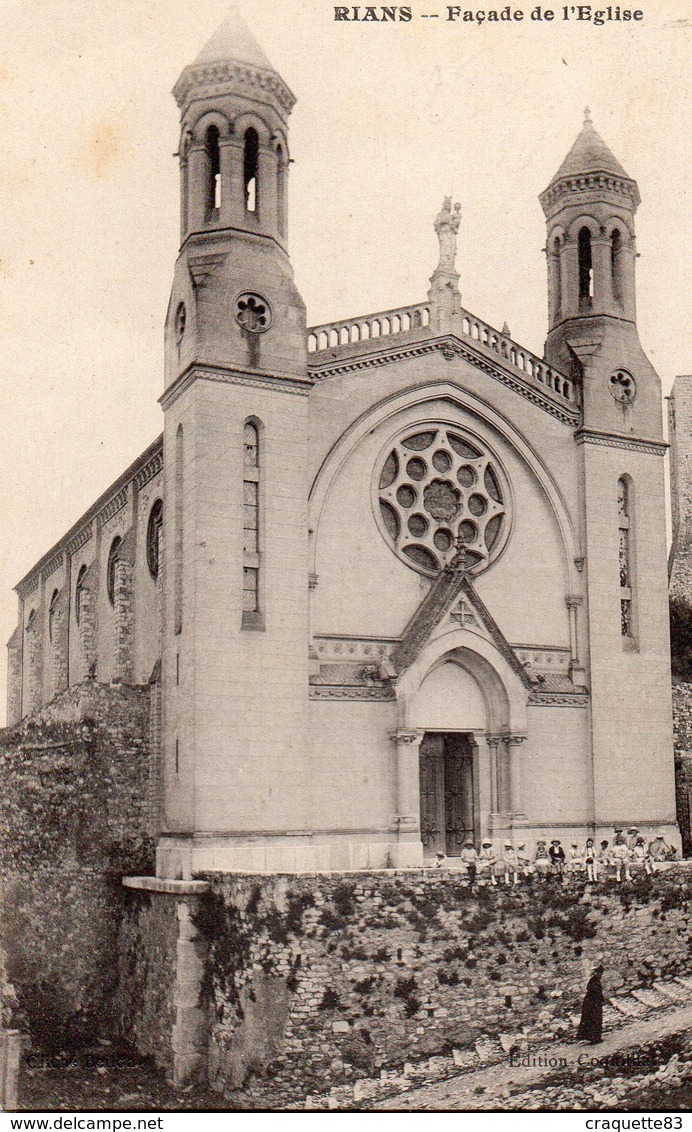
[377,427,509,576]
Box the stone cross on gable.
[450,600,476,627]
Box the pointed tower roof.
[540,108,640,216]
[173,6,295,116]
[193,6,274,71]
[550,109,630,182]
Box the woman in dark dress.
[577,965,605,1043]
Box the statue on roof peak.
[434,197,462,272]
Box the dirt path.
[374,1000,692,1109]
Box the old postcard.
[1,0,691,1118]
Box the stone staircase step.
[602,1004,622,1025]
[631,987,669,1009]
[474,1039,503,1061]
[608,995,647,1017]
[452,1048,478,1069]
[653,980,689,1002]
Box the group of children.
[435,827,677,885]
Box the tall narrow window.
[618,478,634,638]
[242,420,263,628]
[48,589,59,644]
[147,499,163,579]
[244,128,259,213]
[550,235,561,322]
[205,126,221,215]
[276,144,286,239]
[578,226,593,309]
[107,537,122,606]
[175,425,184,634]
[611,228,623,307]
[75,564,87,625]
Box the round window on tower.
[235,292,272,334]
[609,369,637,404]
[374,425,511,577]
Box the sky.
[0,0,690,721]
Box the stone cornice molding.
[309,337,580,427]
[576,428,668,456]
[14,435,163,596]
[173,61,296,116]
[97,488,128,528]
[133,447,164,491]
[42,551,64,582]
[65,525,94,558]
[528,691,589,707]
[310,686,395,702]
[16,574,40,601]
[540,171,640,215]
[160,362,312,410]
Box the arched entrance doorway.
[409,659,486,857]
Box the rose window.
[235,292,272,333]
[609,369,636,404]
[376,428,509,576]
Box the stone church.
[5,11,679,877]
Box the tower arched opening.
[244,127,259,213]
[578,226,593,309]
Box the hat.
[465,840,474,847]
[482,840,492,846]
[551,838,561,844]
[571,842,578,847]
[504,840,513,847]
[628,827,638,832]
[517,842,525,849]
[435,851,445,858]
[614,827,623,833]
[537,839,546,845]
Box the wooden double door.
[419,732,476,857]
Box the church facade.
[6,13,678,877]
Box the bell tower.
[540,112,677,844]
[158,10,312,878]
[540,109,661,440]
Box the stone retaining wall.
[0,682,153,1046]
[116,867,692,1105]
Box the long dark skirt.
[577,976,604,1043]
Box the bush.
[318,987,340,1011]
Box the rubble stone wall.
[0,682,154,1046]
[116,867,692,1101]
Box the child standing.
[584,838,598,882]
